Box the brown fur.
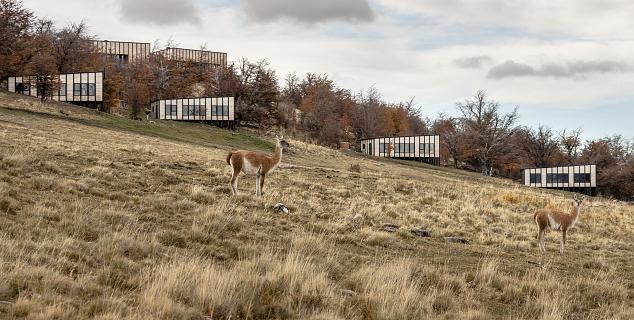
[226,135,288,196]
[534,195,585,254]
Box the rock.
[445,236,469,244]
[382,223,399,232]
[411,227,431,237]
[273,203,290,214]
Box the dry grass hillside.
[1,91,633,320]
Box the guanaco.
[534,195,585,254]
[226,135,289,196]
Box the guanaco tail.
[226,135,289,196]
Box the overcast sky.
[24,0,634,140]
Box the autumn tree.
[352,86,383,139]
[53,21,99,73]
[457,90,519,175]
[432,115,465,167]
[560,128,582,164]
[298,73,355,146]
[235,58,280,128]
[516,125,562,168]
[125,62,155,119]
[0,0,34,80]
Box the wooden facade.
[93,40,151,64]
[150,97,235,123]
[7,71,104,108]
[154,47,227,68]
[360,135,441,165]
[521,165,597,195]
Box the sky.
[23,0,634,141]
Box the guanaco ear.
[275,134,280,139]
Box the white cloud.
[119,0,201,26]
[376,0,634,39]
[242,0,374,23]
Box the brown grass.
[1,92,633,319]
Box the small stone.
[445,236,469,244]
[382,223,399,232]
[411,228,431,237]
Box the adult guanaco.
[534,195,585,254]
[226,135,289,196]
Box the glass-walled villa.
[8,71,104,108]
[150,97,235,123]
[521,165,596,195]
[360,135,440,165]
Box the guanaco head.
[276,135,289,150]
[572,195,585,209]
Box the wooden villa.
[360,135,440,165]
[150,97,235,125]
[7,71,104,108]
[93,40,151,64]
[153,47,227,69]
[521,165,597,195]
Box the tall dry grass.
[1,93,633,319]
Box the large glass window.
[395,143,415,153]
[546,173,569,183]
[379,143,388,153]
[165,104,177,117]
[420,143,435,155]
[183,102,205,117]
[197,104,206,117]
[530,173,541,184]
[73,83,96,96]
[211,104,229,117]
[58,83,66,96]
[574,173,591,183]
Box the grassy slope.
[0,91,633,320]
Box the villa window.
[530,173,541,184]
[546,173,569,184]
[574,173,591,183]
[420,143,435,155]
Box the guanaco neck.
[270,141,283,166]
[569,203,582,226]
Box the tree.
[457,90,519,175]
[125,62,155,119]
[235,58,280,128]
[432,115,465,168]
[352,86,383,139]
[401,97,428,135]
[0,0,35,80]
[516,125,562,168]
[560,128,582,164]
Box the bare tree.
[517,125,561,167]
[402,97,428,135]
[559,128,582,164]
[432,114,465,167]
[53,21,97,73]
[457,90,519,175]
[352,86,383,139]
